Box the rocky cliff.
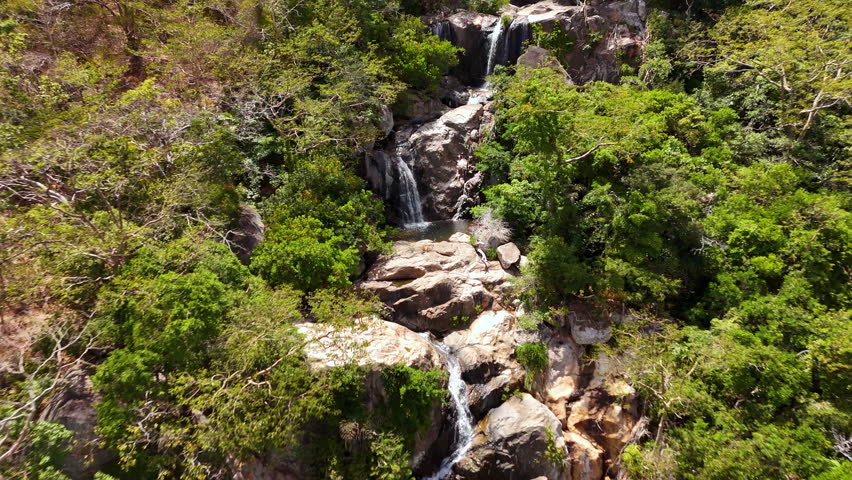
[359,234,642,479]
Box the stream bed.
[420,334,475,480]
[393,220,470,243]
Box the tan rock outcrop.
[444,310,527,416]
[360,237,514,333]
[410,104,485,219]
[297,317,443,371]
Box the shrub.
[515,342,548,389]
[465,0,509,15]
[370,433,414,480]
[251,216,360,291]
[380,364,446,434]
[471,207,511,249]
[388,16,460,92]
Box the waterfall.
[505,17,531,66]
[484,18,504,79]
[396,152,425,225]
[430,21,452,42]
[421,335,475,480]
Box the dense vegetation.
[477,0,850,478]
[0,0,454,477]
[0,0,849,478]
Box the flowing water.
[394,220,470,242]
[484,19,504,79]
[396,153,425,225]
[430,21,453,42]
[421,335,475,480]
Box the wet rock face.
[448,12,499,85]
[365,102,492,223]
[443,310,527,417]
[437,0,646,86]
[361,233,642,479]
[410,104,485,220]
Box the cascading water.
[484,18,504,80]
[421,335,475,480]
[503,17,531,67]
[468,17,509,104]
[396,151,425,225]
[430,21,453,42]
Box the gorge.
[3,0,849,478]
[355,2,652,478]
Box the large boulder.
[297,317,443,371]
[366,237,481,282]
[496,242,521,270]
[535,343,640,480]
[43,371,116,480]
[517,45,571,79]
[410,104,485,220]
[394,90,447,123]
[566,301,614,344]
[517,1,578,27]
[550,0,646,84]
[228,204,265,263]
[379,104,394,137]
[366,103,488,223]
[454,393,567,480]
[538,339,583,424]
[508,0,647,84]
[565,431,605,480]
[360,237,513,333]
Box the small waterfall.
[422,335,475,480]
[484,18,504,79]
[430,21,453,42]
[396,152,425,225]
[504,17,531,66]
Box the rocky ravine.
[356,234,643,480]
[365,0,647,226]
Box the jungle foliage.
[478,0,850,478]
[0,0,455,477]
[0,0,849,478]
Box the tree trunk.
[654,409,667,452]
[118,3,145,82]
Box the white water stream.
[421,334,475,480]
[468,18,505,104]
[396,152,425,225]
[484,19,503,78]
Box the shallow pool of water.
[392,220,470,242]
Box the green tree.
[251,216,360,291]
